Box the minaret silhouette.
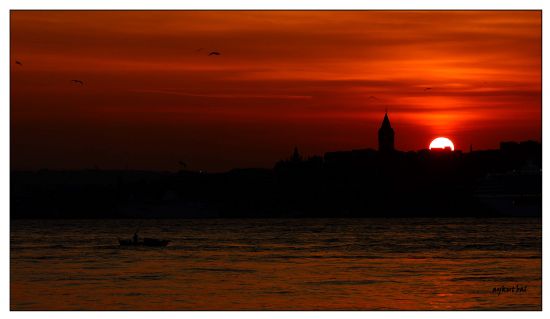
[378,112,395,152]
[290,146,302,162]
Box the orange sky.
[10,11,541,171]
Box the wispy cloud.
[130,88,312,100]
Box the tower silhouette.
[290,146,302,162]
[378,112,395,152]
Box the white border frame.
[1,1,546,318]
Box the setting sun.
[429,137,455,151]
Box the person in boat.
[133,230,139,244]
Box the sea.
[10,218,542,310]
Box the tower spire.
[378,112,395,152]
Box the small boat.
[118,237,170,247]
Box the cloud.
[130,88,313,100]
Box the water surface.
[11,218,542,310]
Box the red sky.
[10,11,541,171]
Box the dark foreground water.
[11,218,541,310]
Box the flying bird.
[424,87,432,91]
[208,51,221,56]
[15,60,22,66]
[71,80,84,86]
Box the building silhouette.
[290,146,302,162]
[378,112,395,152]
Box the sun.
[429,137,455,151]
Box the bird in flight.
[208,51,221,56]
[71,80,84,86]
[15,60,23,66]
[424,87,432,91]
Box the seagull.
[424,87,432,91]
[15,60,22,66]
[208,51,221,56]
[71,80,84,86]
